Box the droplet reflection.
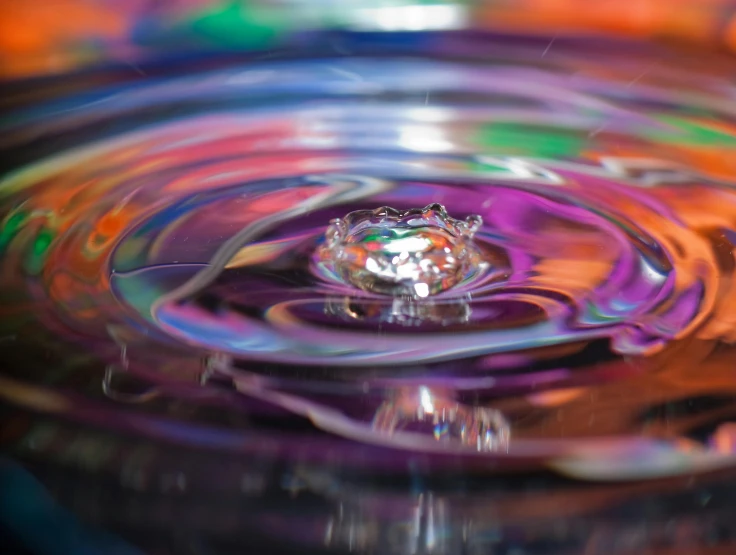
[325,294,472,327]
[372,387,510,453]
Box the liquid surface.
[2,33,736,553]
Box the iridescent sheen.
[2,36,736,484]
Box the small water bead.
[318,204,484,297]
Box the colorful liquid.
[2,32,736,553]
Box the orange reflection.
[0,1,132,77]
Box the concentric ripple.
[2,35,736,479]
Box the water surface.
[2,33,736,553]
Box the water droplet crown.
[320,203,483,297]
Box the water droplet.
[317,204,484,297]
[372,387,510,452]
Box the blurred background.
[3,0,736,79]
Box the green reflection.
[476,123,584,158]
